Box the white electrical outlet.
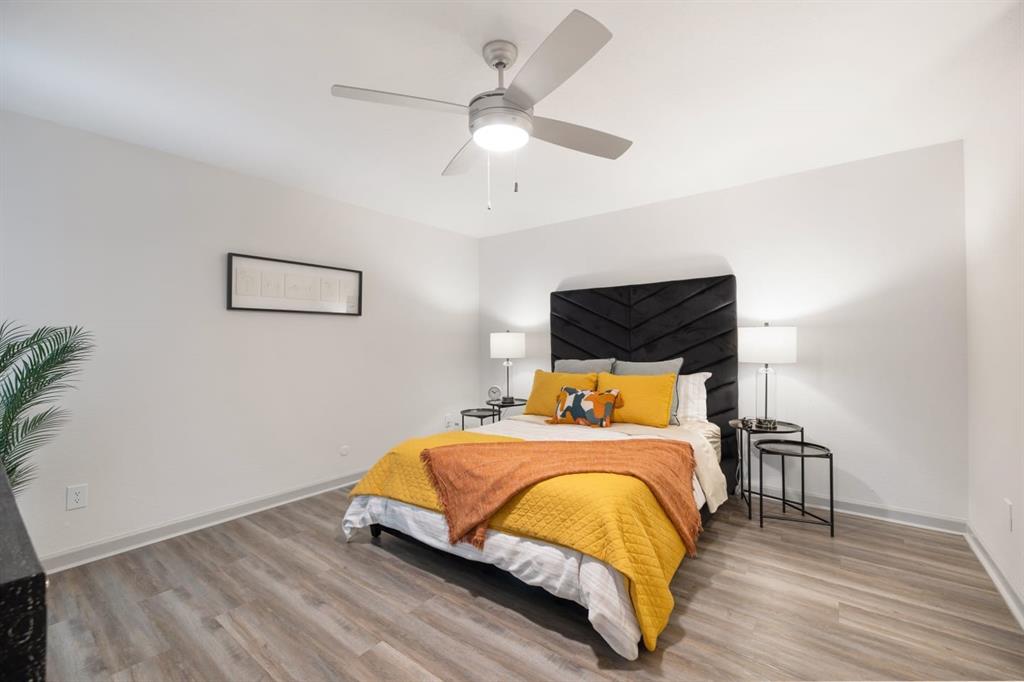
[1006,498,1014,532]
[339,445,350,457]
[66,484,88,511]
[443,413,457,430]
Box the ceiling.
[0,1,1013,237]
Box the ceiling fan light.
[473,123,530,152]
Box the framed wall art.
[227,253,362,316]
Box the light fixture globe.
[468,90,532,152]
[473,122,529,152]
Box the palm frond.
[7,461,37,496]
[0,322,93,495]
[1,327,92,416]
[0,323,39,375]
[4,406,69,468]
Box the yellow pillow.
[524,370,598,416]
[596,371,677,427]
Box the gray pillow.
[553,358,615,374]
[612,358,684,425]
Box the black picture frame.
[226,252,363,316]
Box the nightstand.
[486,398,526,421]
[755,439,834,536]
[460,408,497,430]
[729,418,804,520]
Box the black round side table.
[754,439,834,536]
[485,398,527,421]
[728,418,804,520]
[460,408,497,430]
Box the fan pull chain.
[513,150,519,193]
[486,152,492,211]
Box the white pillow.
[677,372,712,421]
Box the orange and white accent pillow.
[546,387,623,428]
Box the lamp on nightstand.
[490,331,525,405]
[738,323,797,429]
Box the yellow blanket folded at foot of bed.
[351,431,687,652]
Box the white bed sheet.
[681,419,722,462]
[488,415,726,512]
[342,416,727,659]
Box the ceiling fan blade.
[442,139,483,176]
[531,116,632,159]
[503,10,612,109]
[331,84,466,115]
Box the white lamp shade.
[490,331,526,359]
[738,326,797,364]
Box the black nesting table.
[460,408,497,430]
[486,398,527,421]
[729,418,804,518]
[729,418,835,536]
[755,439,834,536]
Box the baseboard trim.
[965,525,1024,632]
[755,485,967,534]
[41,471,367,574]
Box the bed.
[343,276,738,659]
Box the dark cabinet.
[0,473,45,681]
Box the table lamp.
[738,322,797,429]
[490,331,526,405]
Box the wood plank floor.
[46,490,1024,681]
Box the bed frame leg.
[370,523,382,538]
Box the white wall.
[960,4,1024,601]
[479,142,968,523]
[0,111,480,559]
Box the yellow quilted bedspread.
[350,431,686,651]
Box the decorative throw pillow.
[553,358,615,374]
[677,372,712,421]
[596,371,677,428]
[524,370,598,416]
[612,358,684,424]
[547,387,622,427]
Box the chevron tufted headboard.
[550,275,738,492]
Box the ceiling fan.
[330,9,632,176]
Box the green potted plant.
[0,322,94,495]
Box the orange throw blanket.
[420,438,701,555]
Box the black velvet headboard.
[550,275,738,492]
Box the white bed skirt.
[343,495,643,660]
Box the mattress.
[342,415,726,659]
